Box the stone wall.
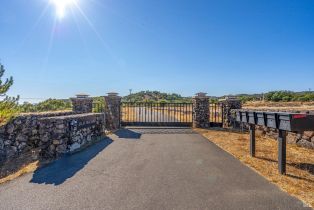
[256,126,314,149]
[0,111,105,163]
[0,111,74,162]
[38,113,105,158]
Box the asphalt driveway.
[0,127,308,210]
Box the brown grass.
[195,128,314,208]
[244,101,314,111]
[0,161,39,184]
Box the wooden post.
[278,129,287,175]
[249,124,256,157]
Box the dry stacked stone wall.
[0,112,105,163]
[0,111,74,162]
[38,113,105,158]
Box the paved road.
[0,128,308,210]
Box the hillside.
[122,91,191,102]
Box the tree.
[0,64,14,97]
[0,63,19,124]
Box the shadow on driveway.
[30,138,113,186]
[114,129,142,139]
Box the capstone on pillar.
[70,93,93,113]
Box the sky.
[0,0,314,102]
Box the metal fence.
[121,102,193,126]
[209,103,224,126]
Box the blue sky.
[1,0,313,102]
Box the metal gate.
[209,103,225,127]
[121,102,193,126]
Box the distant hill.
[122,90,314,103]
[122,91,191,102]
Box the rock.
[56,144,67,153]
[0,139,4,149]
[69,142,80,152]
[18,142,27,151]
[87,135,92,142]
[4,140,11,146]
[297,139,314,149]
[6,124,14,134]
[287,133,297,144]
[41,133,50,142]
[49,144,55,152]
[303,131,314,138]
[16,134,28,142]
[53,139,62,145]
[32,129,38,135]
[56,124,65,129]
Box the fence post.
[220,97,242,128]
[104,92,121,130]
[70,94,93,113]
[192,92,210,128]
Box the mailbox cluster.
[235,110,314,175]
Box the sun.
[50,0,76,19]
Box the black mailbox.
[248,111,256,124]
[241,111,248,123]
[235,111,241,122]
[278,113,314,132]
[266,112,278,129]
[256,112,266,126]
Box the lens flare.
[50,0,76,19]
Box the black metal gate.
[121,102,193,126]
[209,103,225,127]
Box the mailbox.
[232,109,314,175]
[256,112,266,126]
[235,111,241,122]
[241,111,248,123]
[248,111,256,124]
[265,112,278,129]
[278,113,314,132]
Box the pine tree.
[0,63,14,97]
[0,63,18,124]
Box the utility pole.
[129,89,132,95]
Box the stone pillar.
[70,94,93,113]
[104,92,121,130]
[192,92,210,128]
[220,97,242,127]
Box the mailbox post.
[249,124,256,157]
[248,111,256,157]
[278,129,287,174]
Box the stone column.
[220,97,242,127]
[192,92,210,128]
[70,94,93,113]
[104,92,121,130]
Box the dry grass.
[0,161,39,184]
[244,101,314,111]
[195,128,314,208]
